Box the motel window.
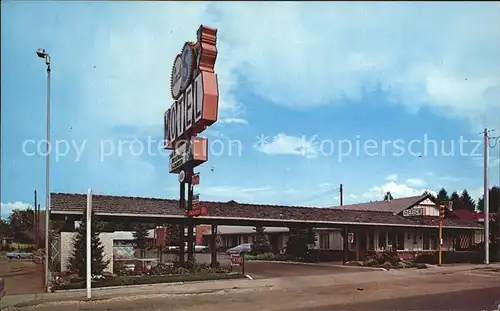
[430,232,437,250]
[378,231,386,250]
[423,232,430,250]
[320,233,330,249]
[243,236,248,243]
[367,231,375,250]
[396,233,405,250]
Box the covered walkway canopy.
[50,193,482,230]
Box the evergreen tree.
[166,224,181,246]
[252,226,271,254]
[68,214,109,277]
[285,228,317,259]
[450,191,462,210]
[422,191,435,200]
[477,186,500,214]
[133,223,150,259]
[459,189,476,212]
[436,188,449,203]
[383,192,394,201]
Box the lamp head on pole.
[36,48,47,58]
[36,48,51,66]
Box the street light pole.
[483,128,489,265]
[36,48,51,292]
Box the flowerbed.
[52,272,244,291]
[52,261,243,291]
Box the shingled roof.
[50,193,482,229]
[334,195,429,215]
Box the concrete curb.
[247,260,387,271]
[1,277,263,309]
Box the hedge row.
[53,273,244,291]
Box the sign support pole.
[179,180,186,267]
[187,164,195,266]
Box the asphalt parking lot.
[167,253,370,279]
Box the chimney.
[386,191,392,202]
[447,200,453,212]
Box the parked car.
[226,243,252,254]
[6,252,33,260]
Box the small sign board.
[192,193,200,205]
[348,232,354,243]
[186,207,207,217]
[230,254,243,267]
[192,173,200,185]
[403,208,423,217]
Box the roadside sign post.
[165,25,219,268]
[230,253,245,274]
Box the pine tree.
[450,191,462,210]
[252,226,271,254]
[459,189,476,212]
[166,224,181,246]
[383,192,394,201]
[422,191,436,200]
[285,228,317,259]
[436,188,449,203]
[133,223,150,259]
[68,215,109,277]
[477,186,500,214]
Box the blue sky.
[1,2,500,218]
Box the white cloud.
[1,202,32,219]
[349,194,357,199]
[469,187,485,200]
[406,178,426,187]
[218,118,248,125]
[256,134,318,159]
[362,181,435,200]
[50,2,499,135]
[319,183,331,189]
[386,174,398,182]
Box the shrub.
[52,273,243,291]
[245,252,275,261]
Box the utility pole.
[481,128,493,265]
[438,202,445,266]
[36,48,51,291]
[34,190,38,247]
[339,184,343,206]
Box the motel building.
[50,192,483,269]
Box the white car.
[226,243,252,254]
[166,244,208,253]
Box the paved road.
[241,262,369,279]
[294,286,500,311]
[165,253,366,279]
[0,257,44,295]
[13,267,499,311]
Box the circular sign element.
[180,43,195,92]
[171,54,183,99]
[178,170,185,183]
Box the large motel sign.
[164,25,219,265]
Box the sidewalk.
[0,263,489,309]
